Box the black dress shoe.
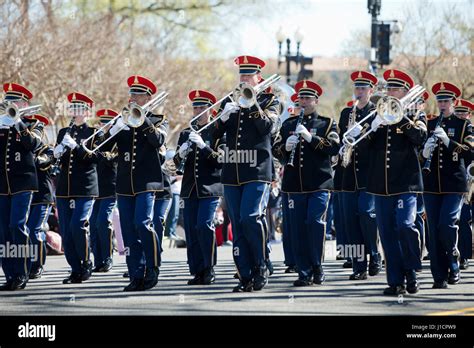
[201,267,216,285]
[7,276,28,290]
[232,280,253,292]
[405,270,419,294]
[123,271,129,278]
[293,278,313,286]
[285,266,297,273]
[63,272,83,284]
[96,259,113,273]
[432,280,448,289]
[265,259,274,276]
[143,267,159,290]
[313,266,325,285]
[123,278,144,292]
[342,260,353,269]
[187,274,203,285]
[460,259,469,270]
[29,266,44,279]
[368,262,381,276]
[253,267,268,291]
[0,280,14,291]
[383,285,406,295]
[447,271,460,285]
[349,271,368,280]
[81,260,93,281]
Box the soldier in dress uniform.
[25,114,54,279]
[173,89,224,285]
[280,93,298,273]
[415,91,430,266]
[106,75,168,291]
[153,146,172,252]
[367,69,427,295]
[213,55,280,292]
[54,92,99,284]
[453,99,473,270]
[333,101,355,269]
[339,71,381,280]
[89,109,118,273]
[273,80,339,286]
[421,83,473,288]
[0,83,42,290]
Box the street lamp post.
[276,27,312,86]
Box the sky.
[215,0,472,59]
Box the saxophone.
[463,163,474,204]
[341,99,359,168]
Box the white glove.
[1,116,15,127]
[370,115,387,132]
[110,117,129,136]
[285,135,299,151]
[220,102,239,123]
[189,131,206,149]
[178,142,191,158]
[422,137,438,159]
[53,144,65,159]
[347,124,363,138]
[295,124,312,142]
[62,133,78,149]
[433,127,449,147]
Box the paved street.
[0,240,473,316]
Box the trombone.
[342,84,426,148]
[81,91,168,155]
[173,74,282,174]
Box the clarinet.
[422,111,444,174]
[51,118,75,176]
[287,107,305,167]
[176,139,192,175]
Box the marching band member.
[213,55,280,292]
[153,148,172,250]
[54,92,98,284]
[333,100,354,269]
[106,75,168,291]
[26,114,54,279]
[0,83,42,290]
[89,109,119,273]
[339,71,381,280]
[273,80,339,286]
[280,93,299,273]
[453,98,473,270]
[173,89,224,285]
[422,84,472,288]
[367,69,427,295]
[414,91,430,267]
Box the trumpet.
[343,85,426,147]
[464,163,474,204]
[0,103,42,123]
[81,91,168,155]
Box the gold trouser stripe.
[84,199,96,262]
